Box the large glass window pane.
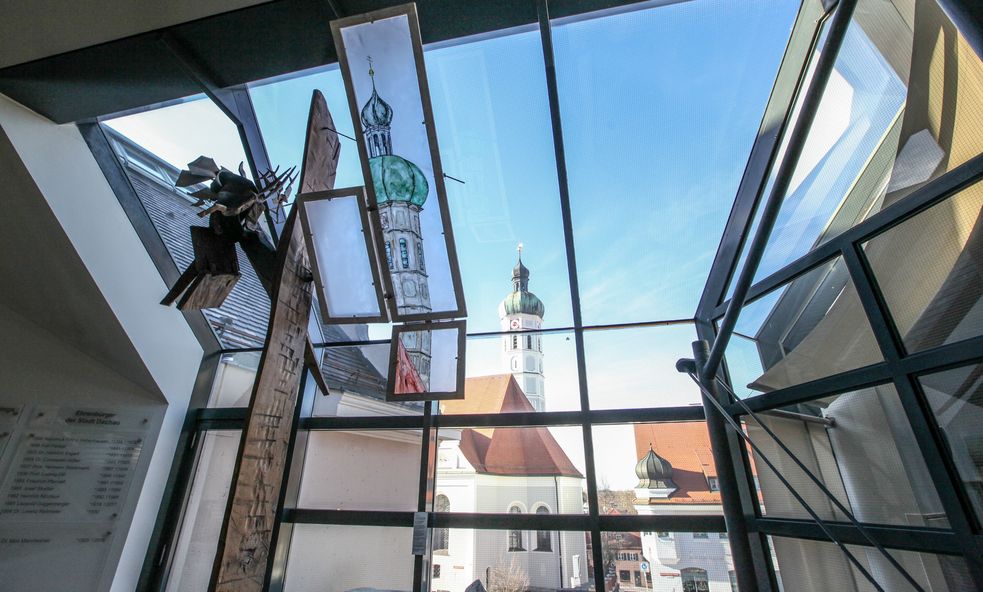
[208,352,259,408]
[552,0,797,324]
[601,530,732,592]
[440,331,579,415]
[919,364,983,525]
[864,182,983,353]
[283,525,413,591]
[770,536,972,592]
[725,257,882,398]
[250,68,365,191]
[739,0,983,287]
[584,325,700,410]
[164,430,240,592]
[295,429,421,512]
[750,385,948,527]
[593,423,723,516]
[434,425,586,515]
[312,343,426,417]
[425,29,573,332]
[102,100,271,349]
[429,528,590,592]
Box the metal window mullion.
[413,401,437,592]
[753,517,963,556]
[536,1,605,588]
[842,243,983,587]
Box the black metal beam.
[754,518,962,556]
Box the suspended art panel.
[332,4,466,323]
[386,320,466,401]
[298,187,388,323]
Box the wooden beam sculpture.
[210,208,312,591]
[206,89,341,592]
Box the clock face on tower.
[510,319,520,330]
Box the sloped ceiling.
[0,123,163,397]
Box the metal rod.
[714,376,926,592]
[685,372,887,592]
[760,408,835,427]
[702,0,858,382]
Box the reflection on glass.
[584,325,700,409]
[725,258,882,398]
[311,343,426,417]
[592,423,724,517]
[426,29,573,332]
[736,0,983,288]
[429,528,589,592]
[601,531,733,592]
[296,430,421,511]
[391,323,463,398]
[283,525,413,591]
[208,352,259,407]
[920,364,983,524]
[164,431,240,592]
[552,0,797,324]
[864,183,983,353]
[434,425,585,515]
[770,536,972,592]
[750,385,948,527]
[447,331,579,414]
[101,120,271,349]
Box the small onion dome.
[502,291,545,318]
[369,155,429,207]
[513,258,530,284]
[360,86,393,128]
[635,446,677,490]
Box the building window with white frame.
[507,505,524,551]
[534,506,551,551]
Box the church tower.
[499,244,546,411]
[361,60,433,386]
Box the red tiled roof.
[633,423,721,505]
[448,375,582,478]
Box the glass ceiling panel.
[102,97,271,349]
[551,0,797,325]
[730,0,983,294]
[425,28,574,333]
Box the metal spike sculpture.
[160,160,297,310]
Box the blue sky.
[106,0,798,489]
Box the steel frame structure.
[75,0,983,590]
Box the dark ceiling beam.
[0,0,653,124]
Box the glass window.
[681,568,709,592]
[310,343,426,417]
[693,532,709,539]
[508,506,525,551]
[102,100,275,350]
[552,0,797,324]
[435,425,585,515]
[283,525,413,591]
[770,536,972,592]
[864,182,983,353]
[164,431,240,592]
[920,364,983,524]
[593,422,724,516]
[602,532,733,592]
[725,257,882,398]
[385,241,395,270]
[731,0,983,291]
[442,331,579,414]
[426,28,573,333]
[399,238,410,269]
[535,506,552,552]
[750,385,948,527]
[294,429,422,512]
[434,495,450,553]
[584,324,701,409]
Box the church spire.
[360,57,394,158]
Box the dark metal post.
[691,340,769,592]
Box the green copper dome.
[369,155,429,207]
[502,291,545,318]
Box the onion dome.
[369,155,429,207]
[501,246,545,318]
[635,446,677,490]
[360,67,393,128]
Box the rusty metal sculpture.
[161,159,297,310]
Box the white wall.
[0,94,204,591]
